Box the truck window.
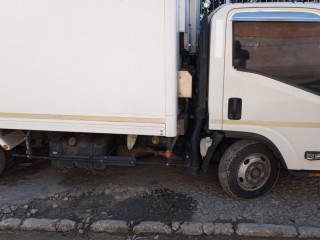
[233,21,320,95]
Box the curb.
[0,218,320,238]
[90,220,129,234]
[236,223,297,238]
[133,221,172,235]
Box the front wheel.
[218,140,279,199]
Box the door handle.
[228,98,242,120]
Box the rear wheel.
[218,140,279,199]
[0,147,7,176]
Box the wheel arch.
[222,131,288,170]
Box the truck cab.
[205,2,320,198]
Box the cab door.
[222,8,320,170]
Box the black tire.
[0,147,7,175]
[218,140,279,199]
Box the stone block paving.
[90,220,129,234]
[0,218,21,231]
[21,218,56,232]
[236,223,297,238]
[203,223,233,236]
[133,221,171,235]
[2,217,320,238]
[298,226,320,239]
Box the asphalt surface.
[0,158,319,233]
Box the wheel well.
[221,131,287,169]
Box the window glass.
[233,21,320,95]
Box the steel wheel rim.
[237,153,271,191]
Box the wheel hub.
[237,154,271,191]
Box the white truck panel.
[0,0,179,137]
[0,117,165,137]
[208,14,227,130]
[164,0,179,136]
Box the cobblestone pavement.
[0,159,319,231]
[0,232,305,240]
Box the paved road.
[0,159,319,229]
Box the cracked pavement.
[0,159,319,229]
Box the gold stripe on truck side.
[211,119,320,128]
[0,113,165,124]
[221,120,320,128]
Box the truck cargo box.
[0,0,179,137]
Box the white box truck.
[0,0,319,199]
